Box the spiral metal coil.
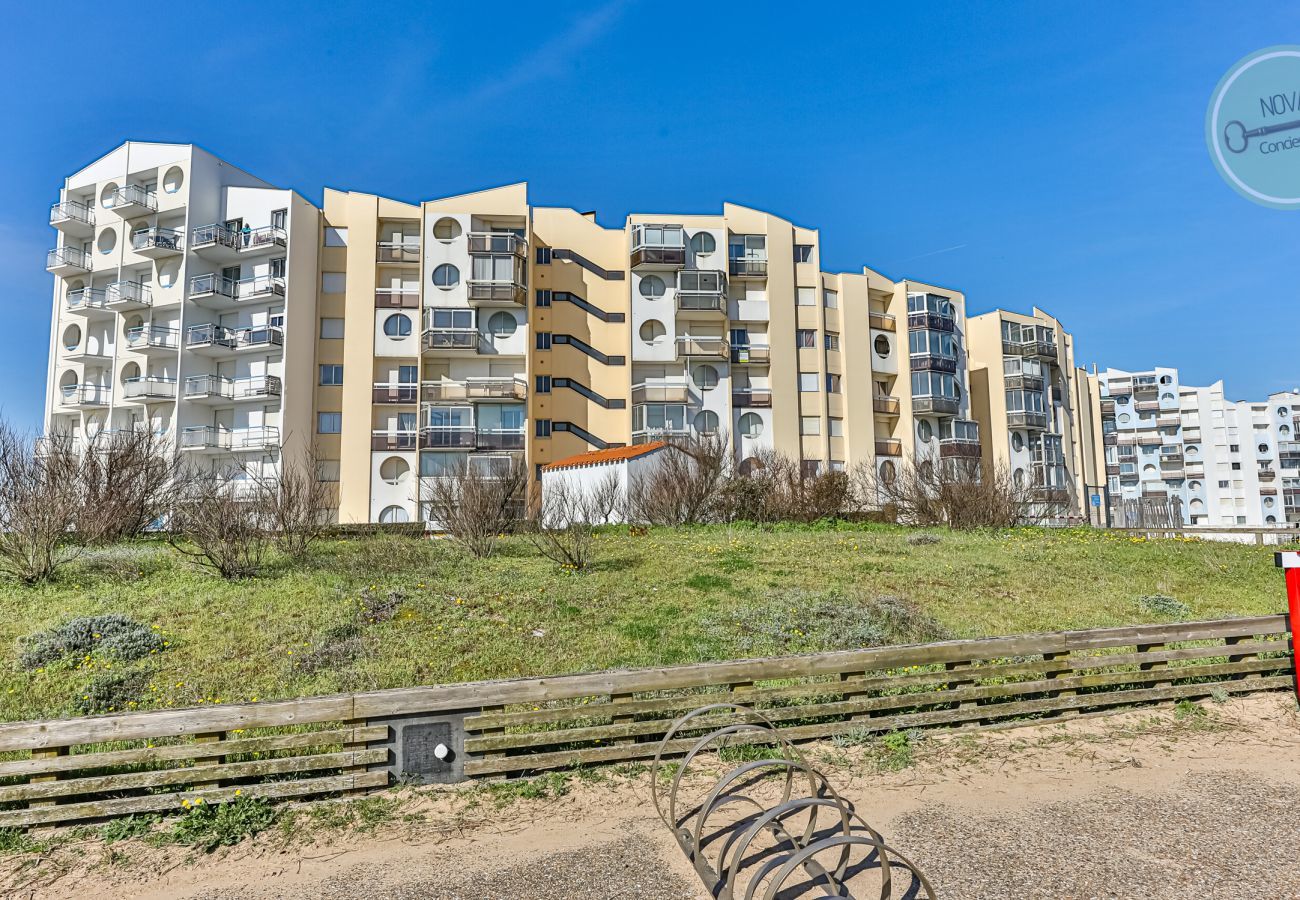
[649,704,935,899]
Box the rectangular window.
[829,417,844,437]
[823,290,838,309]
[536,247,552,265]
[271,208,287,229]
[398,365,418,384]
[270,256,285,278]
[796,329,816,348]
[317,412,342,434]
[798,372,819,392]
[319,318,344,339]
[321,272,346,293]
[826,374,841,393]
[824,332,840,351]
[1218,480,1230,488]
[801,459,822,478]
[800,416,820,435]
[536,375,551,393]
[793,244,813,263]
[319,364,343,386]
[796,287,816,306]
[535,419,552,437]
[535,289,552,307]
[315,460,340,482]
[324,227,348,247]
[536,332,552,350]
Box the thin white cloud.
[894,243,968,265]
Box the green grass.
[0,524,1292,723]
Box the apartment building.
[44,142,319,491]
[967,308,1103,522]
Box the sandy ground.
[4,693,1300,899]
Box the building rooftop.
[543,441,667,472]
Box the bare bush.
[720,449,856,523]
[167,466,272,579]
[868,456,1057,528]
[528,473,620,570]
[0,427,84,584]
[72,429,182,545]
[421,457,527,557]
[626,433,730,526]
[257,448,331,560]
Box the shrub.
[168,467,272,579]
[422,457,527,558]
[1138,593,1189,618]
[906,532,941,546]
[170,797,277,852]
[76,668,149,715]
[0,426,85,584]
[21,614,164,669]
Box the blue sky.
[2,1,1296,426]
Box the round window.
[62,324,82,351]
[1189,480,1202,491]
[739,456,762,476]
[432,217,461,241]
[158,260,179,288]
[1013,468,1025,487]
[97,227,116,254]
[738,412,764,438]
[879,460,897,484]
[917,420,933,442]
[1159,375,1172,384]
[1118,413,1131,424]
[100,183,118,208]
[1011,431,1024,452]
[120,362,140,384]
[432,263,460,288]
[487,311,517,338]
[1143,465,1157,476]
[378,505,409,524]
[163,166,184,194]
[1282,424,1292,435]
[1190,498,1205,511]
[1264,496,1275,508]
[1161,393,1174,403]
[639,320,666,345]
[689,232,715,254]
[692,364,719,390]
[639,275,666,299]
[1185,445,1199,457]
[873,335,890,358]
[383,314,412,337]
[694,410,719,434]
[1267,515,1278,524]
[1259,443,1270,453]
[379,457,410,485]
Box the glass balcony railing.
[50,199,94,229]
[131,227,183,253]
[467,233,526,258]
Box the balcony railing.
[728,257,768,278]
[466,279,527,304]
[1006,410,1049,429]
[181,426,280,452]
[1259,469,1277,482]
[189,273,236,299]
[59,384,109,406]
[185,324,283,351]
[131,227,183,254]
[418,426,475,449]
[106,280,153,308]
[110,184,156,212]
[373,383,419,404]
[731,344,770,364]
[630,381,690,404]
[371,430,419,451]
[375,288,420,309]
[869,312,896,333]
[476,429,526,451]
[376,242,420,264]
[1137,434,1163,446]
[678,293,725,313]
[122,376,177,400]
[939,437,981,458]
[189,273,285,303]
[909,353,958,373]
[47,246,91,272]
[50,200,94,229]
[183,374,282,400]
[1279,442,1300,458]
[421,378,527,402]
[124,326,179,351]
[873,396,901,416]
[1004,373,1044,392]
[421,328,480,351]
[191,224,239,251]
[632,427,690,445]
[732,388,773,408]
[66,288,108,313]
[630,225,686,268]
[467,233,526,258]
[875,439,903,457]
[912,396,961,416]
[911,311,956,332]
[676,336,728,358]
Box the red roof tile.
[542,441,667,472]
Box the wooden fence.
[1117,526,1300,546]
[0,614,1292,828]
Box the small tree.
[528,472,620,570]
[625,432,730,526]
[869,455,1054,528]
[421,456,527,557]
[257,447,331,560]
[0,427,84,584]
[167,465,272,579]
[73,428,182,545]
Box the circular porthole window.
[873,335,890,358]
[97,227,116,254]
[432,217,461,241]
[1159,375,1172,384]
[487,311,517,338]
[158,260,180,288]
[694,410,719,434]
[1185,445,1200,458]
[638,319,666,345]
[432,263,459,288]
[689,232,715,255]
[163,166,184,194]
[383,313,412,337]
[738,412,764,438]
[1264,496,1276,508]
[1259,443,1270,454]
[1013,468,1025,487]
[379,505,409,524]
[1190,498,1205,511]
[692,364,719,390]
[62,324,81,351]
[639,275,666,299]
[917,420,933,442]
[100,183,118,208]
[1143,464,1158,476]
[1189,480,1202,492]
[1267,515,1278,524]
[1011,431,1024,452]
[120,362,140,384]
[1118,413,1131,424]
[380,457,410,485]
[739,456,762,476]
[879,460,897,483]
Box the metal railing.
[873,396,901,415]
[418,426,475,449]
[912,395,962,416]
[911,311,956,332]
[875,439,903,456]
[869,311,896,332]
[236,275,285,298]
[110,184,156,211]
[185,325,283,351]
[371,430,420,451]
[421,328,480,351]
[122,376,177,399]
[730,344,770,364]
[467,233,526,257]
[46,246,91,271]
[183,374,282,400]
[181,426,280,451]
[244,226,287,251]
[732,388,773,408]
[676,336,728,357]
[190,223,239,250]
[373,383,419,403]
[375,242,420,263]
[131,227,182,253]
[1006,410,1049,429]
[124,326,179,350]
[375,288,420,309]
[908,352,958,373]
[420,378,527,401]
[728,257,768,277]
[677,294,724,312]
[189,273,236,298]
[106,280,152,307]
[50,200,94,228]
[630,381,690,404]
[466,280,527,303]
[65,288,107,312]
[58,384,109,406]
[476,428,526,450]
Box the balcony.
[911,311,956,332]
[108,184,156,216]
[1259,469,1277,482]
[190,224,286,261]
[908,353,958,374]
[185,324,283,358]
[65,287,109,317]
[373,383,419,404]
[732,388,773,408]
[58,384,110,408]
[875,439,903,457]
[476,428,526,451]
[122,376,177,402]
[632,426,690,445]
[630,225,686,269]
[1003,373,1044,392]
[1134,400,1160,412]
[873,396,901,416]
[728,257,768,279]
[50,200,94,236]
[421,378,527,402]
[1033,484,1072,501]
[1137,434,1163,446]
[1260,486,1278,496]
[123,325,179,354]
[418,426,475,450]
[467,277,527,306]
[131,227,183,259]
[869,311,896,333]
[1106,464,1122,477]
[1007,410,1049,430]
[181,426,280,453]
[676,270,726,316]
[1280,441,1300,459]
[421,327,480,352]
[106,280,152,311]
[468,233,526,259]
[189,274,285,310]
[64,341,111,363]
[630,381,689,404]
[183,374,282,404]
[1162,469,1186,482]
[375,288,419,309]
[47,246,91,276]
[940,437,981,459]
[730,343,770,365]
[912,396,961,417]
[676,336,728,358]
[376,242,420,264]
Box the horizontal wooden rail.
[0,614,1290,828]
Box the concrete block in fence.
[376,712,470,784]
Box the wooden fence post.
[29,747,67,810]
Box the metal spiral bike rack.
[650,704,936,899]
